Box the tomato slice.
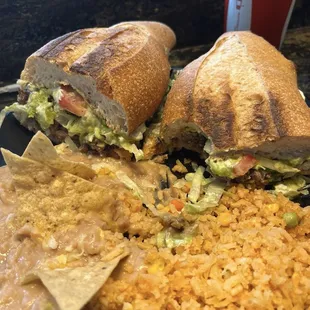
[58,85,87,117]
[233,155,257,177]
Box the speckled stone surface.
[0,0,309,82]
[281,27,310,98]
[0,0,224,81]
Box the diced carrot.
[170,199,184,212]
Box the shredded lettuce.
[172,179,187,189]
[115,171,144,199]
[191,161,199,172]
[287,158,304,167]
[255,156,300,174]
[185,172,212,186]
[31,90,56,130]
[52,87,63,103]
[64,136,79,152]
[130,123,147,141]
[188,166,205,203]
[117,140,144,161]
[156,227,193,249]
[273,176,309,199]
[185,180,225,214]
[164,70,180,100]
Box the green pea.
[283,212,299,228]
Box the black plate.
[0,113,34,166]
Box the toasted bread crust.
[162,31,310,153]
[162,55,205,131]
[21,22,176,133]
[112,21,176,52]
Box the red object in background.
[224,0,296,48]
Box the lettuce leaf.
[206,155,300,179]
[255,156,300,174]
[188,166,205,203]
[185,180,225,214]
[118,141,144,161]
[185,172,212,186]
[156,227,194,249]
[115,171,144,199]
[0,103,29,127]
[273,176,309,199]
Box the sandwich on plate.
[161,31,310,197]
[1,21,176,160]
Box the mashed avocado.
[207,157,241,178]
[0,86,145,160]
[185,180,225,214]
[288,158,304,167]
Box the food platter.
[1,130,310,309]
[1,22,310,310]
[0,113,34,166]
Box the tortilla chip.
[23,250,129,310]
[1,149,115,233]
[22,131,96,179]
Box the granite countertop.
[0,26,309,110]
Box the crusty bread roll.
[21,21,176,134]
[162,31,310,159]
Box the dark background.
[0,0,310,83]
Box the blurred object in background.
[224,0,296,48]
[0,0,224,81]
[0,0,309,82]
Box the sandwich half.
[162,31,310,196]
[1,21,176,160]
